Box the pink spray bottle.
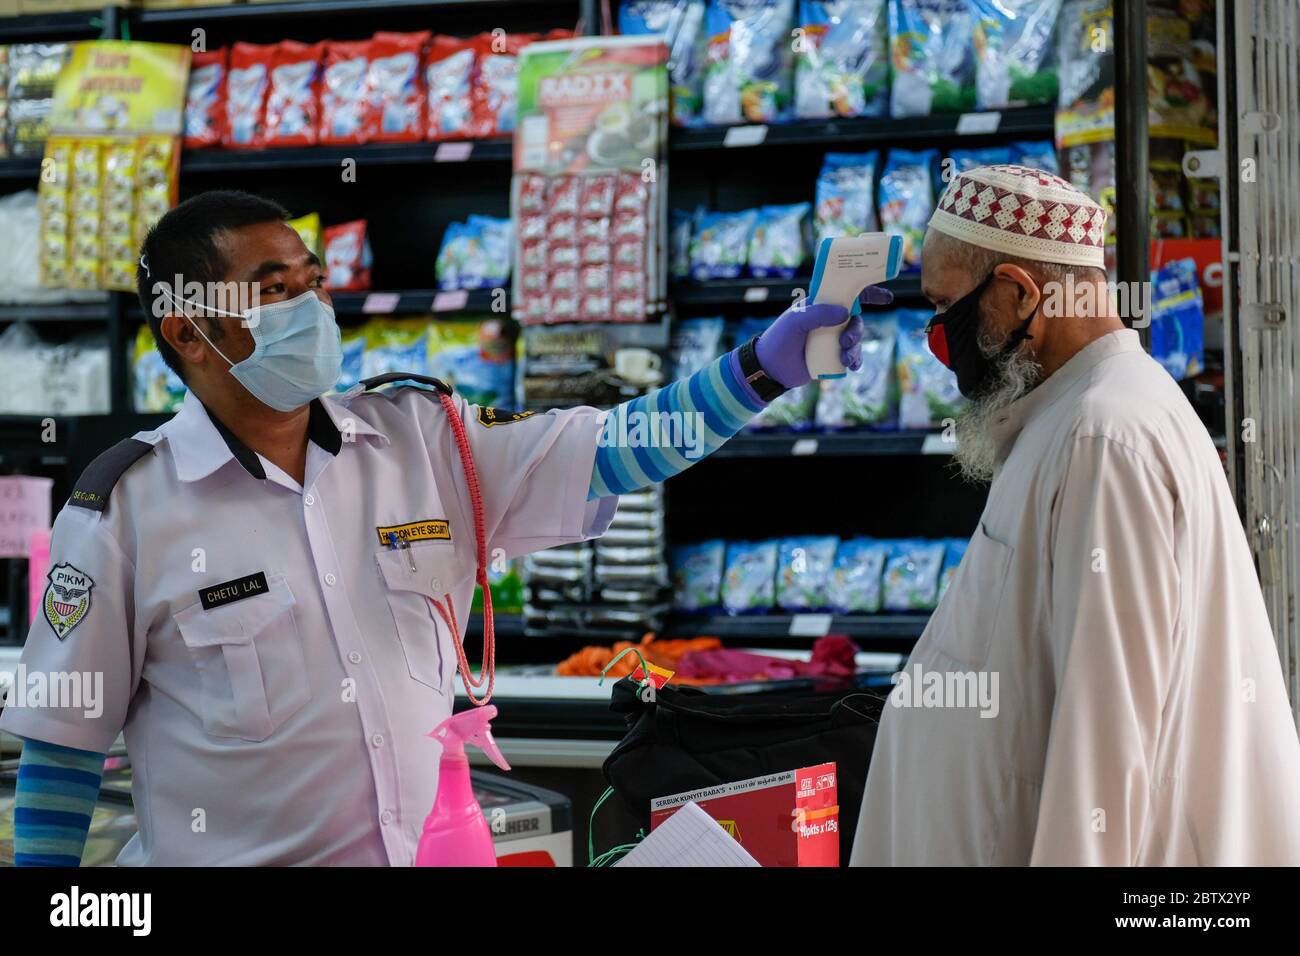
[415,704,511,866]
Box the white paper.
[615,801,760,867]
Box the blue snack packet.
[827,538,888,613]
[690,208,759,280]
[881,538,946,611]
[1011,140,1060,175]
[1149,258,1205,381]
[815,150,879,241]
[749,202,811,278]
[776,535,839,610]
[721,539,779,614]
[948,146,1013,175]
[671,539,727,612]
[878,148,939,272]
[937,537,968,603]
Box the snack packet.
[320,40,371,145]
[1010,139,1059,175]
[323,220,372,291]
[888,0,976,117]
[972,0,1062,109]
[703,0,796,125]
[264,41,324,147]
[225,42,274,147]
[336,330,366,393]
[777,535,838,611]
[1149,257,1204,381]
[436,214,513,290]
[425,35,479,140]
[947,145,1011,175]
[748,202,810,279]
[619,0,708,127]
[689,208,757,279]
[878,148,937,272]
[815,313,897,428]
[367,31,430,142]
[670,316,726,378]
[360,318,427,379]
[896,308,964,428]
[937,537,968,603]
[795,0,888,119]
[827,538,888,613]
[183,48,228,150]
[671,539,726,612]
[881,538,945,611]
[815,151,878,241]
[472,31,530,137]
[721,539,779,614]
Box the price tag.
[743,286,770,303]
[362,292,400,314]
[956,112,1002,135]
[921,433,957,455]
[432,289,469,312]
[723,124,768,147]
[434,141,474,162]
[791,438,819,457]
[789,613,833,637]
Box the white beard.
[952,331,1042,483]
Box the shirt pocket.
[375,542,467,694]
[173,574,311,742]
[930,523,1015,670]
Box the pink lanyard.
[424,392,495,706]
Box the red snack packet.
[225,42,275,148]
[320,40,371,145]
[323,220,372,291]
[580,175,617,218]
[264,41,324,147]
[471,32,532,138]
[425,35,480,141]
[184,48,228,149]
[366,31,430,143]
[516,173,548,213]
[547,175,579,215]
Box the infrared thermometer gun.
[803,233,902,379]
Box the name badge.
[199,571,269,611]
[375,519,451,546]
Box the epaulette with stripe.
[360,372,453,396]
[68,438,156,513]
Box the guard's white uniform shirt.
[852,329,1300,865]
[0,385,616,865]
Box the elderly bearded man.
[850,165,1300,866]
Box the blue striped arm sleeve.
[13,738,106,867]
[589,348,767,499]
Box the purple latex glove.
[755,285,895,389]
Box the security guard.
[1,190,882,865]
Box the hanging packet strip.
[619,0,708,127]
[225,42,273,147]
[183,48,227,149]
[264,41,323,147]
[366,31,429,142]
[320,40,371,145]
[887,0,976,118]
[425,35,480,140]
[703,0,796,125]
[795,0,888,119]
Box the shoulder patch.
[360,372,453,396]
[476,407,536,427]
[69,438,155,513]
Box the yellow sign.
[50,41,190,137]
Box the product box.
[649,762,840,867]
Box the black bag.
[601,679,886,863]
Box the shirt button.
[430,578,442,592]
[371,733,385,748]
[304,493,315,506]
[325,573,337,586]
[380,810,394,826]
[348,651,362,664]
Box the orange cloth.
[554,634,721,679]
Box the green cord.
[588,785,614,865]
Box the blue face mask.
[172,289,343,412]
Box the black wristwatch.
[738,335,788,402]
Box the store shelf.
[0,157,42,182]
[133,0,556,24]
[0,300,109,323]
[181,137,512,173]
[668,106,1056,152]
[672,274,925,307]
[666,613,928,646]
[708,429,953,458]
[0,9,104,41]
[329,288,508,318]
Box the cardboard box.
[649,762,841,867]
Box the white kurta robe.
[851,329,1300,865]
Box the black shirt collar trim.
[200,398,342,480]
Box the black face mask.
[925,270,1036,399]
